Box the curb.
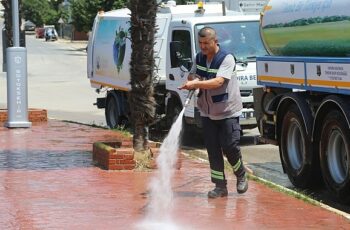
[249,175,350,221]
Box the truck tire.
[320,110,350,202]
[280,104,316,188]
[105,93,127,129]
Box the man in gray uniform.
[180,27,248,198]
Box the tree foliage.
[19,0,193,33]
[22,0,61,27]
[50,0,65,11]
[20,0,126,31]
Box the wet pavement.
[1,120,350,229]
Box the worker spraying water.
[138,26,247,229]
[179,26,248,198]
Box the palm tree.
[127,0,157,154]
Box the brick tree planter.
[0,108,47,123]
[93,141,135,170]
[92,141,183,170]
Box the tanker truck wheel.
[320,110,350,202]
[280,104,317,188]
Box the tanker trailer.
[254,0,350,202]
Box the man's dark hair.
[198,27,217,40]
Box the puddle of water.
[136,108,191,229]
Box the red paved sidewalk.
[0,120,349,229]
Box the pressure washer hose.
[184,90,195,107]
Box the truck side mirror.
[170,41,183,68]
[170,41,193,70]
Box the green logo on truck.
[113,27,128,72]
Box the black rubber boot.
[236,173,248,194]
[207,186,228,198]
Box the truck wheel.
[320,110,350,201]
[106,94,127,129]
[280,104,315,188]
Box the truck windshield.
[195,21,267,62]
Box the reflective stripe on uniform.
[196,64,219,74]
[197,65,207,71]
[207,68,218,73]
[233,159,241,172]
[211,169,224,180]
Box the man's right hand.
[178,78,200,90]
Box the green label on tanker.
[263,20,350,56]
[261,0,350,56]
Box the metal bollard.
[5,47,31,128]
[5,0,31,128]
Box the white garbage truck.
[87,1,267,130]
[255,0,350,201]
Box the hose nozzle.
[184,90,195,107]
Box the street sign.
[58,18,64,24]
[239,0,267,13]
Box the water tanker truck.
[254,0,350,201]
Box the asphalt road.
[1,26,350,214]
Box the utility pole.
[5,0,31,128]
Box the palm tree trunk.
[1,0,23,48]
[2,0,13,47]
[128,0,157,152]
